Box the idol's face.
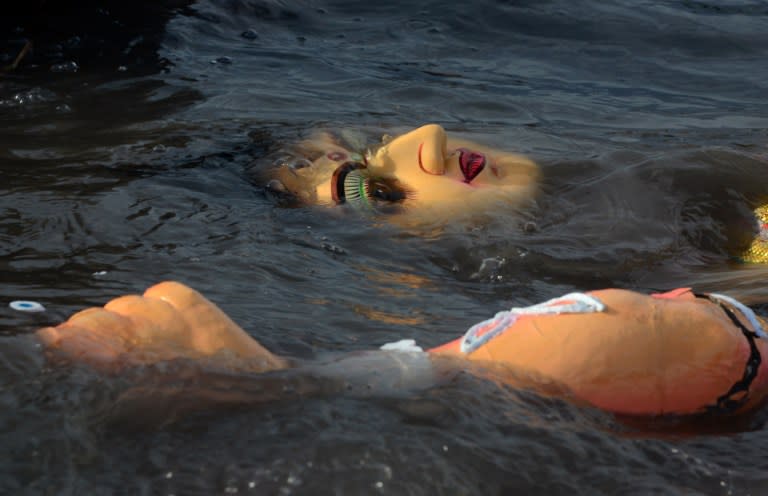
[272,124,538,223]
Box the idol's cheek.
[315,180,333,205]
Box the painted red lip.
[458,148,486,184]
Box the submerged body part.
[36,282,768,419]
[430,287,768,416]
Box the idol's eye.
[339,170,413,214]
[368,179,407,202]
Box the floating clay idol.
[266,124,539,226]
[37,282,768,421]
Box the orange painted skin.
[36,282,768,417]
[36,281,287,373]
[430,288,768,416]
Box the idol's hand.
[36,281,287,372]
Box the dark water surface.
[3,1,768,494]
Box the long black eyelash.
[369,179,407,202]
[342,172,415,214]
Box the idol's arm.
[33,282,465,423]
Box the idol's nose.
[373,124,448,175]
[373,123,448,175]
[414,124,448,175]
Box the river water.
[3,1,768,494]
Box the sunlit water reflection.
[3,1,768,494]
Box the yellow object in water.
[742,205,768,263]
